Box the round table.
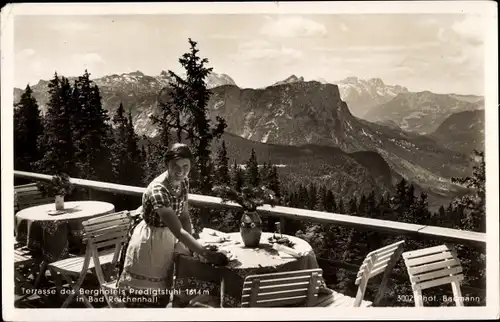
[173,231,327,307]
[15,201,115,262]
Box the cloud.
[16,48,36,60]
[451,15,486,45]
[234,40,303,62]
[260,16,327,38]
[313,42,440,53]
[72,53,105,64]
[209,33,240,40]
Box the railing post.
[280,217,286,235]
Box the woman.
[116,143,228,308]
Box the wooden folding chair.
[48,211,132,308]
[14,247,36,305]
[241,268,323,307]
[402,244,464,307]
[14,183,53,212]
[315,240,405,307]
[190,268,323,308]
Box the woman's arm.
[156,206,206,256]
[179,203,193,235]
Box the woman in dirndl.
[116,143,228,308]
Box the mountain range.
[429,109,485,153]
[332,76,409,118]
[271,75,483,135]
[364,91,484,134]
[14,71,483,208]
[204,82,470,199]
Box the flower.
[38,173,75,197]
[212,184,279,212]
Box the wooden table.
[15,201,115,262]
[173,231,328,307]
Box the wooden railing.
[13,170,486,249]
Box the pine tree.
[142,137,163,185]
[298,184,309,209]
[246,149,260,187]
[365,190,382,251]
[259,161,271,186]
[308,183,317,210]
[110,104,143,186]
[414,192,431,225]
[126,110,143,186]
[231,160,245,192]
[392,178,409,222]
[268,165,281,202]
[35,74,75,176]
[215,140,231,185]
[435,205,446,227]
[14,85,44,172]
[159,38,227,194]
[72,70,113,182]
[358,194,367,217]
[140,144,148,183]
[325,190,336,212]
[316,185,327,211]
[111,102,128,182]
[337,198,345,214]
[452,150,485,232]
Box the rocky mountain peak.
[127,70,145,77]
[344,76,359,83]
[368,78,385,87]
[272,75,305,87]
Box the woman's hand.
[204,250,229,266]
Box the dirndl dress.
[116,176,189,308]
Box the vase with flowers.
[212,184,278,248]
[38,173,74,211]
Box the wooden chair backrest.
[241,268,323,307]
[15,183,53,211]
[81,211,132,284]
[354,240,405,307]
[402,244,464,307]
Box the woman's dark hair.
[165,143,193,164]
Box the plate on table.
[195,245,237,263]
[199,228,231,244]
[47,209,66,216]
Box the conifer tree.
[215,140,231,185]
[325,189,336,212]
[111,102,128,181]
[72,70,113,182]
[246,149,260,187]
[126,111,143,186]
[231,160,245,192]
[159,38,226,194]
[308,183,318,210]
[14,85,44,173]
[259,161,271,185]
[337,198,345,214]
[316,185,327,211]
[268,165,281,202]
[452,150,485,232]
[110,103,143,186]
[142,137,163,184]
[35,74,75,176]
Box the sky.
[14,13,488,95]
